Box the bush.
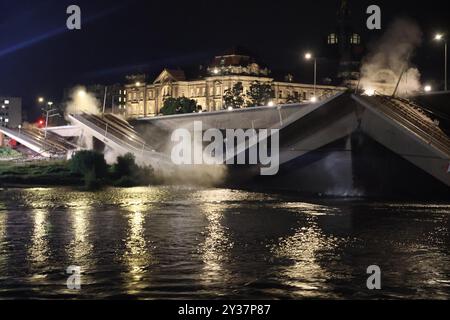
[113,176,136,187]
[112,153,138,179]
[70,150,108,188]
[160,97,197,115]
[0,147,21,159]
[112,153,156,186]
[135,165,156,185]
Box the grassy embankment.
[0,150,158,189]
[0,160,84,186]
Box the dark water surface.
[0,186,449,299]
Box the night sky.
[1,0,449,119]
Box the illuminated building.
[0,96,22,128]
[124,48,345,118]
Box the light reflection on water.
[0,186,449,299]
[195,189,234,293]
[272,203,343,298]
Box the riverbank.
[0,154,159,189]
[0,160,84,187]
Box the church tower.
[326,0,365,83]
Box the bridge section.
[353,94,450,188]
[0,126,77,157]
[67,113,173,171]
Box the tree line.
[159,81,302,115]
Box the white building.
[125,50,346,118]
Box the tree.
[160,97,197,115]
[112,152,138,179]
[223,82,245,109]
[246,81,275,107]
[69,150,108,188]
[112,153,156,187]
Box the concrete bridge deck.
[353,94,450,188]
[0,126,77,157]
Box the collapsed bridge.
[1,92,449,197]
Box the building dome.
[207,47,270,76]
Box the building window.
[350,33,360,44]
[327,33,338,44]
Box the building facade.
[85,84,127,115]
[125,51,346,118]
[0,97,22,128]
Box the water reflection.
[0,207,6,244]
[67,198,93,264]
[195,189,235,287]
[125,211,149,283]
[28,209,49,265]
[272,202,344,298]
[0,208,7,268]
[120,188,154,294]
[0,187,448,299]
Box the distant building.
[125,48,345,118]
[85,84,127,115]
[0,97,22,128]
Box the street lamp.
[434,33,447,91]
[424,85,432,93]
[43,102,56,139]
[38,97,45,103]
[304,52,317,99]
[77,89,86,98]
[18,124,22,136]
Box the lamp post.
[435,33,448,91]
[44,101,57,139]
[304,52,317,99]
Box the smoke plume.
[360,18,423,96]
[65,86,100,115]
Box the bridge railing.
[81,114,148,150]
[374,95,450,156]
[71,114,155,154]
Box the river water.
[0,186,449,299]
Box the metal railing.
[71,114,157,155]
[373,95,450,156]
